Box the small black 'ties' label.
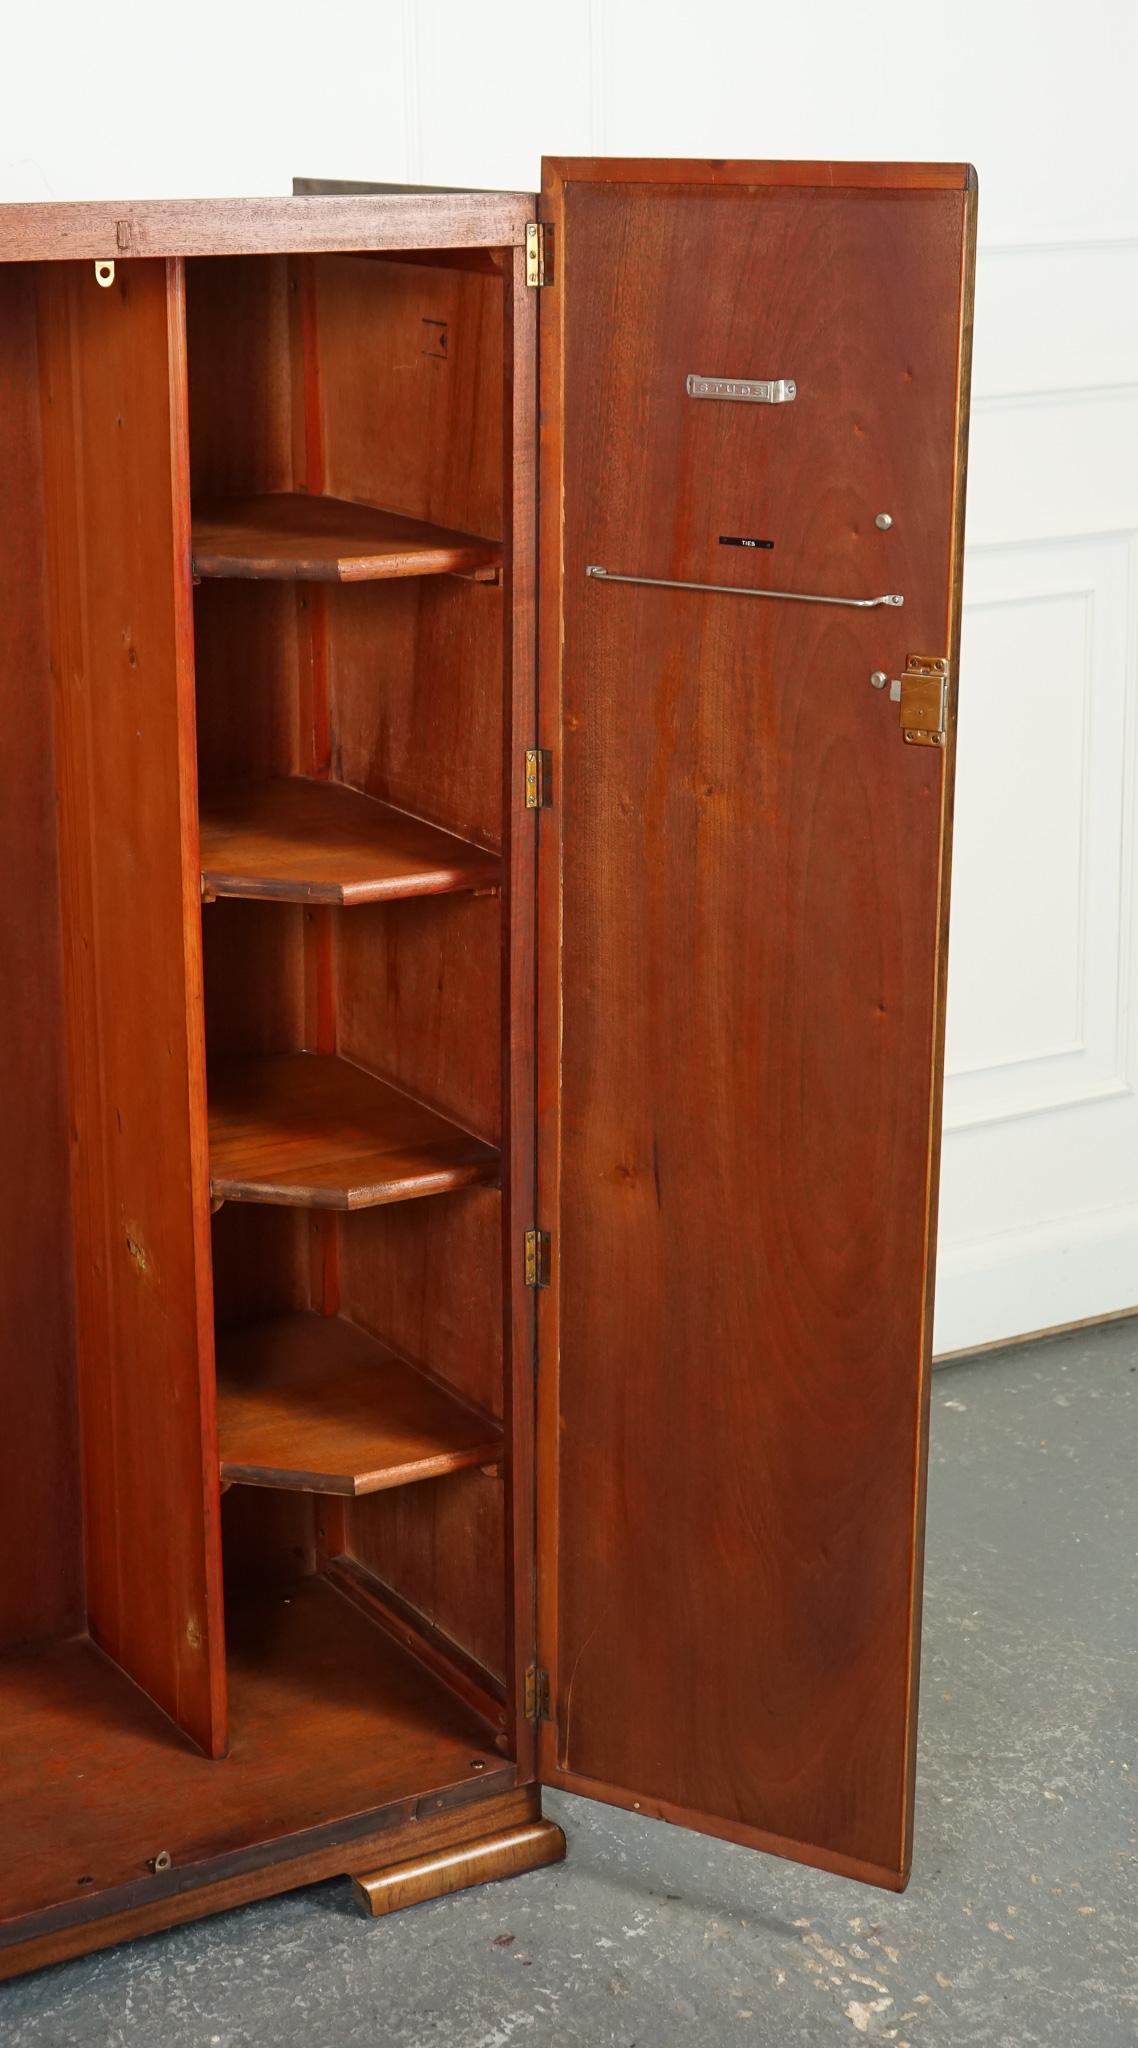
[719,534,774,550]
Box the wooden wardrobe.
[0,158,976,1978]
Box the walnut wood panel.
[36,258,226,1756]
[537,163,976,1886]
[192,494,500,582]
[0,1785,540,1983]
[337,891,503,1144]
[216,1311,501,1494]
[339,1191,504,1420]
[0,1575,508,1949]
[192,585,304,785]
[325,1554,506,1733]
[0,191,532,264]
[220,1483,318,1594]
[211,1203,312,1330]
[0,267,82,1649]
[346,1466,508,1686]
[208,1051,499,1209]
[353,1817,564,1916]
[187,256,294,499]
[202,900,307,1063]
[327,578,504,847]
[201,777,501,905]
[310,252,504,540]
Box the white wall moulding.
[945,535,1132,1128]
[936,1204,1138,1360]
[973,237,1138,403]
[936,237,1138,1355]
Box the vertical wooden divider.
[290,254,342,1339]
[38,257,227,1757]
[504,242,539,1781]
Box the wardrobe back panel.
[338,1190,503,1421]
[345,1468,507,1687]
[310,252,504,538]
[326,580,504,847]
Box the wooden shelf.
[217,1312,501,1495]
[200,778,501,907]
[208,1052,498,1210]
[191,493,501,582]
[0,1578,509,1931]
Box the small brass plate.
[898,656,948,747]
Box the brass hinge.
[524,1664,551,1720]
[525,221,552,287]
[524,1228,551,1288]
[524,747,551,808]
[891,654,950,747]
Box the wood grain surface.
[0,1575,508,1943]
[536,161,976,1887]
[208,1051,499,1208]
[352,1817,564,1916]
[0,191,532,263]
[192,492,500,581]
[346,1466,509,1688]
[36,257,226,1756]
[0,267,82,1650]
[200,777,501,904]
[0,1785,539,1982]
[216,1310,502,1493]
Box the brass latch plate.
[892,655,949,747]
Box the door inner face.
[539,165,973,1887]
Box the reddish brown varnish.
[216,1311,502,1493]
[0,160,974,1978]
[200,777,501,905]
[536,159,976,1890]
[207,1051,500,1209]
[192,493,501,582]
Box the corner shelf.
[200,777,501,906]
[216,1311,501,1495]
[191,493,501,582]
[208,1052,499,1210]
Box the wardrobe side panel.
[37,258,226,1755]
[0,266,83,1648]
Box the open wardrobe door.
[535,158,976,1889]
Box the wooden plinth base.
[352,1817,566,1917]
[0,1786,544,1981]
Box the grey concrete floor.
[4,1320,1136,2046]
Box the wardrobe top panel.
[0,190,534,262]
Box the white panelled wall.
[4,0,1136,1354]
